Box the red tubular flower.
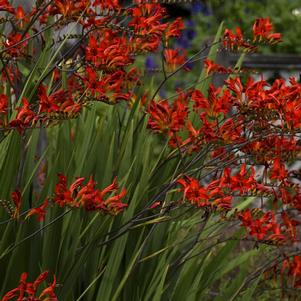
[104,187,127,215]
[223,27,254,51]
[164,17,185,40]
[192,85,232,118]
[0,0,14,13]
[238,209,288,243]
[177,176,209,207]
[253,18,281,43]
[39,275,58,300]
[9,98,38,132]
[270,158,288,182]
[164,48,187,72]
[11,189,22,219]
[177,175,234,211]
[147,92,188,134]
[191,89,208,112]
[53,173,74,207]
[38,85,82,116]
[281,256,301,288]
[281,212,299,242]
[0,94,8,115]
[53,174,127,215]
[238,209,274,240]
[1,271,58,301]
[3,32,29,58]
[26,199,49,222]
[149,201,161,209]
[15,6,25,20]
[204,58,229,75]
[93,0,121,11]
[85,32,133,71]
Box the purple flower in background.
[192,2,210,16]
[159,89,167,99]
[176,20,196,49]
[145,56,157,70]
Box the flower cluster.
[147,19,301,292]
[177,164,257,211]
[0,1,185,133]
[223,17,281,51]
[1,271,57,301]
[9,174,127,222]
[53,174,127,215]
[281,256,301,288]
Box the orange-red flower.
[26,199,49,221]
[147,92,188,134]
[53,174,127,215]
[11,189,21,219]
[253,18,281,42]
[1,271,58,301]
[164,48,187,72]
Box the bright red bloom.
[238,209,281,241]
[177,176,209,207]
[38,85,81,115]
[270,158,288,182]
[149,201,161,209]
[26,199,49,222]
[53,0,89,17]
[253,18,281,42]
[192,85,232,118]
[53,173,74,207]
[164,17,185,40]
[281,256,301,288]
[9,98,38,132]
[53,174,127,215]
[3,32,29,58]
[281,212,299,242]
[223,27,254,51]
[85,32,133,70]
[177,172,238,211]
[0,0,14,13]
[1,271,58,301]
[164,48,187,72]
[204,58,229,75]
[147,91,188,134]
[93,0,121,11]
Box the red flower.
[0,0,14,13]
[9,98,38,132]
[53,174,127,215]
[177,176,209,207]
[270,158,288,182]
[223,27,254,51]
[164,17,185,40]
[204,58,229,75]
[149,201,161,209]
[1,271,58,301]
[3,32,28,58]
[0,94,8,115]
[164,48,187,72]
[26,199,49,221]
[11,189,22,219]
[93,0,121,11]
[53,173,74,207]
[147,91,188,134]
[253,18,281,42]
